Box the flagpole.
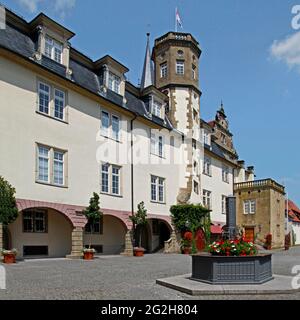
[175,7,177,32]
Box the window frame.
[244,200,256,215]
[203,156,212,176]
[203,189,212,210]
[222,165,230,183]
[100,109,121,142]
[176,60,185,75]
[100,163,122,197]
[160,62,168,78]
[151,175,166,204]
[44,35,63,64]
[54,88,65,121]
[23,209,48,233]
[36,144,67,188]
[84,216,103,235]
[108,72,121,94]
[222,195,227,215]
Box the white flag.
[176,8,183,29]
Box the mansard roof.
[0,7,173,131]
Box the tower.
[152,32,202,203]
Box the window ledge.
[36,111,68,124]
[150,201,166,205]
[100,192,123,198]
[203,173,212,177]
[36,181,68,189]
[100,134,122,144]
[150,152,166,159]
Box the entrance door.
[244,228,255,242]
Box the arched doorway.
[135,223,151,252]
[147,219,172,253]
[83,214,127,255]
[8,207,73,258]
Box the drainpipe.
[130,115,137,237]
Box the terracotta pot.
[83,251,94,260]
[134,248,145,257]
[3,254,16,264]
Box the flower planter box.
[191,253,273,284]
[3,254,16,264]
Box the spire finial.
[140,32,154,90]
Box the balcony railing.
[234,179,285,193]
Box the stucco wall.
[8,209,72,258]
[201,155,234,224]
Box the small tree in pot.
[130,202,147,257]
[0,176,19,264]
[83,192,102,260]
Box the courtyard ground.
[0,247,300,300]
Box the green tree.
[83,193,102,249]
[130,202,147,248]
[0,176,18,226]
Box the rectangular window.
[203,130,210,145]
[53,151,64,185]
[152,100,162,118]
[44,36,63,64]
[194,181,199,194]
[203,190,212,210]
[101,111,110,137]
[111,115,120,141]
[151,175,165,203]
[151,176,157,202]
[101,163,122,196]
[101,164,109,193]
[23,210,47,233]
[158,178,165,203]
[112,166,120,195]
[160,63,168,78]
[192,64,197,80]
[203,157,211,176]
[38,82,50,115]
[150,131,164,158]
[244,200,256,214]
[101,110,121,141]
[85,217,103,234]
[222,195,227,214]
[176,60,184,75]
[108,72,120,94]
[54,89,65,120]
[222,165,229,183]
[38,146,50,183]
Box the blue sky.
[1,0,300,203]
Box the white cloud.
[18,0,43,13]
[17,0,76,18]
[270,32,300,72]
[54,0,76,18]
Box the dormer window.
[221,133,226,145]
[152,100,162,118]
[44,35,63,64]
[108,72,121,94]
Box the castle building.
[0,7,286,258]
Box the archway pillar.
[66,227,84,259]
[121,230,134,257]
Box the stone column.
[121,230,133,257]
[66,227,83,259]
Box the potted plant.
[82,192,102,260]
[1,249,17,264]
[181,231,193,254]
[130,202,147,257]
[0,176,19,263]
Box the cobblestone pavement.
[0,247,300,300]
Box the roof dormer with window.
[140,86,167,120]
[30,14,75,77]
[95,55,129,98]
